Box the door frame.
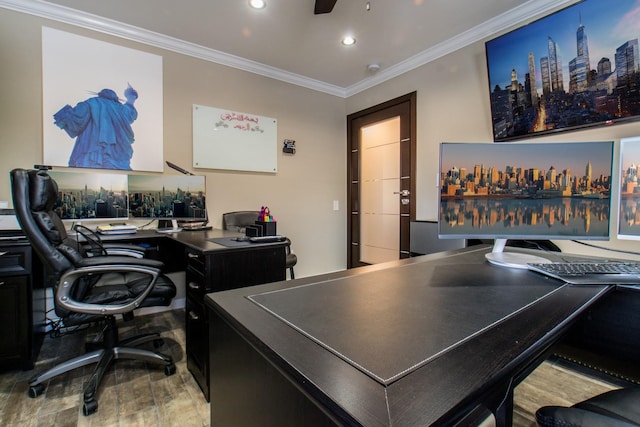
[347,92,417,268]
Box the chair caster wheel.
[165,363,176,376]
[28,383,45,398]
[83,399,98,416]
[153,338,164,348]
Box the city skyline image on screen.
[49,171,129,220]
[128,175,206,219]
[438,141,614,241]
[618,136,640,239]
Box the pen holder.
[255,221,277,236]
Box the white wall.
[348,42,640,260]
[3,6,640,278]
[0,9,348,278]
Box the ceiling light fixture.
[249,0,266,9]
[341,36,356,46]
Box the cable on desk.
[571,240,640,257]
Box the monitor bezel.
[617,136,640,240]
[437,140,615,242]
[127,174,207,221]
[49,170,130,222]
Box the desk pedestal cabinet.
[0,235,45,370]
[76,229,287,401]
[185,244,285,401]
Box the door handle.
[393,190,410,196]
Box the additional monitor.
[48,170,130,221]
[617,136,640,240]
[128,174,206,222]
[438,141,614,268]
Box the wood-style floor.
[0,309,621,427]
[0,310,209,427]
[513,357,618,426]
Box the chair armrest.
[75,255,165,270]
[97,243,146,258]
[57,264,161,316]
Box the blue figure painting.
[53,84,139,170]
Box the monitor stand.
[156,219,182,233]
[484,239,552,269]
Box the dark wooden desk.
[205,246,611,426]
[0,232,45,370]
[78,228,287,401]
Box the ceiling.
[3,0,577,97]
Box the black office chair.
[10,168,177,416]
[222,210,261,233]
[223,210,297,279]
[536,387,640,426]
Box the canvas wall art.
[42,27,163,171]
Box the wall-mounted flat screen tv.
[486,0,640,141]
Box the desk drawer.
[186,296,209,401]
[0,246,30,275]
[186,266,207,299]
[186,250,205,272]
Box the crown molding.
[1,0,577,99]
[0,0,348,97]
[345,0,578,97]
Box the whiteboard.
[192,104,277,173]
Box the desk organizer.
[255,221,277,236]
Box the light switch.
[333,200,339,211]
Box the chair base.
[28,317,176,416]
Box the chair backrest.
[10,169,83,279]
[222,211,260,232]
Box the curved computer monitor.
[438,141,614,268]
[618,136,640,240]
[49,170,130,222]
[128,174,206,224]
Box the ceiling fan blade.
[314,0,337,14]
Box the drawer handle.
[188,311,200,321]
[188,282,201,290]
[187,253,199,259]
[0,281,4,286]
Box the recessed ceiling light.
[249,0,266,9]
[341,36,356,46]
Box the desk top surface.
[249,260,561,385]
[81,228,287,253]
[206,246,611,426]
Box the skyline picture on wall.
[486,0,640,141]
